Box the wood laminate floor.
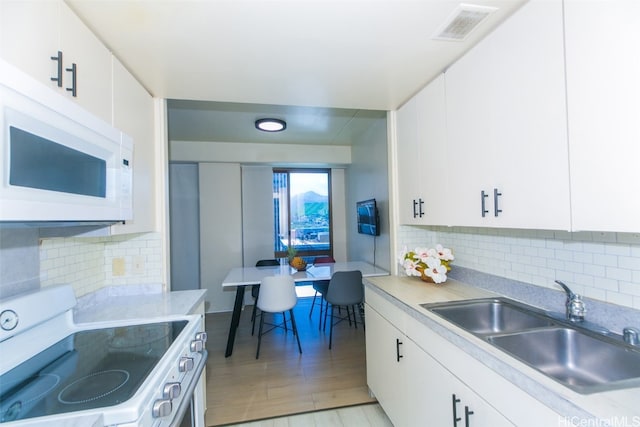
[204,290,378,426]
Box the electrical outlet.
[133,255,145,275]
[112,258,125,276]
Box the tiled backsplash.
[1,228,163,300]
[397,225,640,309]
[40,233,164,297]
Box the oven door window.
[9,126,106,198]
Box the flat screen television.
[357,199,379,236]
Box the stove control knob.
[195,331,208,342]
[163,382,181,400]
[190,339,204,353]
[152,399,172,418]
[179,356,194,372]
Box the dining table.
[221,260,389,357]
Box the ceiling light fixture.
[255,118,287,132]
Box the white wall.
[346,116,390,271]
[241,165,276,267]
[199,163,242,312]
[171,140,351,165]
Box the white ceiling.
[66,0,527,144]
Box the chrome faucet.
[554,280,586,322]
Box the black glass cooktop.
[0,320,187,423]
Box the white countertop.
[73,284,207,324]
[364,275,640,423]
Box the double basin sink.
[420,298,640,394]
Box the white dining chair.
[255,275,302,359]
[251,259,281,335]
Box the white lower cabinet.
[408,341,512,426]
[365,289,563,427]
[366,302,512,426]
[365,303,409,426]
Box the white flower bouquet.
[399,244,454,284]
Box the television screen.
[357,199,379,236]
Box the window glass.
[273,169,331,258]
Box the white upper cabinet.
[0,1,59,85]
[396,93,421,225]
[58,2,112,123]
[110,58,157,235]
[396,74,449,226]
[564,0,640,232]
[0,1,112,123]
[444,0,571,230]
[1,1,158,234]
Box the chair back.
[256,259,279,267]
[257,275,298,313]
[325,270,363,306]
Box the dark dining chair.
[308,256,335,325]
[251,259,280,335]
[324,270,364,349]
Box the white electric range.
[0,285,207,427]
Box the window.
[273,169,332,258]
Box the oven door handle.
[169,350,208,426]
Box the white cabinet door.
[0,1,59,87]
[366,297,514,427]
[415,74,449,226]
[59,2,112,123]
[407,343,513,427]
[396,94,422,225]
[396,75,448,226]
[0,1,113,123]
[365,303,408,426]
[564,0,640,232]
[111,58,156,235]
[445,0,570,230]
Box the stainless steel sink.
[421,298,554,335]
[488,327,640,393]
[421,297,640,394]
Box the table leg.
[225,286,246,357]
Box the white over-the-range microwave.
[0,59,132,223]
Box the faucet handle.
[567,294,586,322]
[623,327,640,346]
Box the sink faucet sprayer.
[554,280,586,323]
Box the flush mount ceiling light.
[255,118,287,132]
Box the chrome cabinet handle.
[66,63,77,97]
[50,51,63,87]
[465,406,474,426]
[452,394,461,426]
[395,338,403,362]
[494,188,502,217]
[418,198,425,218]
[413,199,419,218]
[481,191,489,217]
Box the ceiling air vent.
[433,3,498,41]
